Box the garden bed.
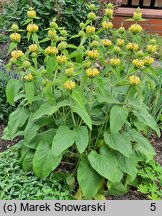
[0,124,161,200]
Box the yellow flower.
[118,26,125,33]
[133,12,142,21]
[27,10,36,19]
[64,80,76,90]
[50,21,58,29]
[126,43,139,52]
[146,44,157,53]
[91,40,99,47]
[89,4,95,10]
[101,39,112,47]
[48,30,57,38]
[86,50,99,59]
[102,21,113,30]
[11,50,24,60]
[56,55,68,64]
[85,61,92,68]
[27,24,39,33]
[86,25,95,34]
[45,46,58,55]
[132,59,144,68]
[29,44,38,53]
[129,24,143,33]
[144,56,154,66]
[23,61,31,68]
[135,50,144,58]
[110,58,120,67]
[113,46,121,54]
[86,68,99,78]
[10,33,21,42]
[58,41,67,50]
[65,68,74,77]
[105,8,113,18]
[24,73,33,81]
[116,39,125,47]
[129,75,140,85]
[11,23,19,31]
[87,12,97,20]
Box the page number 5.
[150,203,156,211]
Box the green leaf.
[97,93,120,104]
[46,56,56,78]
[33,102,57,120]
[74,126,89,154]
[71,87,86,108]
[24,117,50,143]
[130,129,155,160]
[107,182,128,196]
[72,105,92,130]
[104,132,132,157]
[22,149,35,171]
[77,156,103,199]
[33,140,62,178]
[7,42,17,54]
[2,107,29,140]
[88,146,123,183]
[93,77,106,95]
[24,129,56,149]
[6,79,22,105]
[110,105,128,134]
[25,81,34,104]
[117,153,138,179]
[52,126,75,157]
[133,108,160,137]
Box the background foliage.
[0,147,73,200]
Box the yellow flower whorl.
[29,44,39,53]
[45,46,58,55]
[129,75,140,85]
[64,80,76,90]
[10,33,21,42]
[27,24,39,33]
[86,50,99,59]
[102,21,113,30]
[27,10,36,19]
[86,68,99,78]
[11,50,24,60]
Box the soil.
[0,124,161,200]
[0,124,20,152]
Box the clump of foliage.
[3,4,161,199]
[0,147,73,200]
[0,63,17,123]
[137,160,162,200]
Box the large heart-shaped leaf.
[117,153,138,179]
[52,125,75,157]
[2,107,29,140]
[77,156,103,199]
[74,126,89,154]
[133,108,160,137]
[33,140,62,179]
[104,132,132,157]
[6,79,22,105]
[110,105,128,134]
[88,146,123,183]
[130,129,155,160]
